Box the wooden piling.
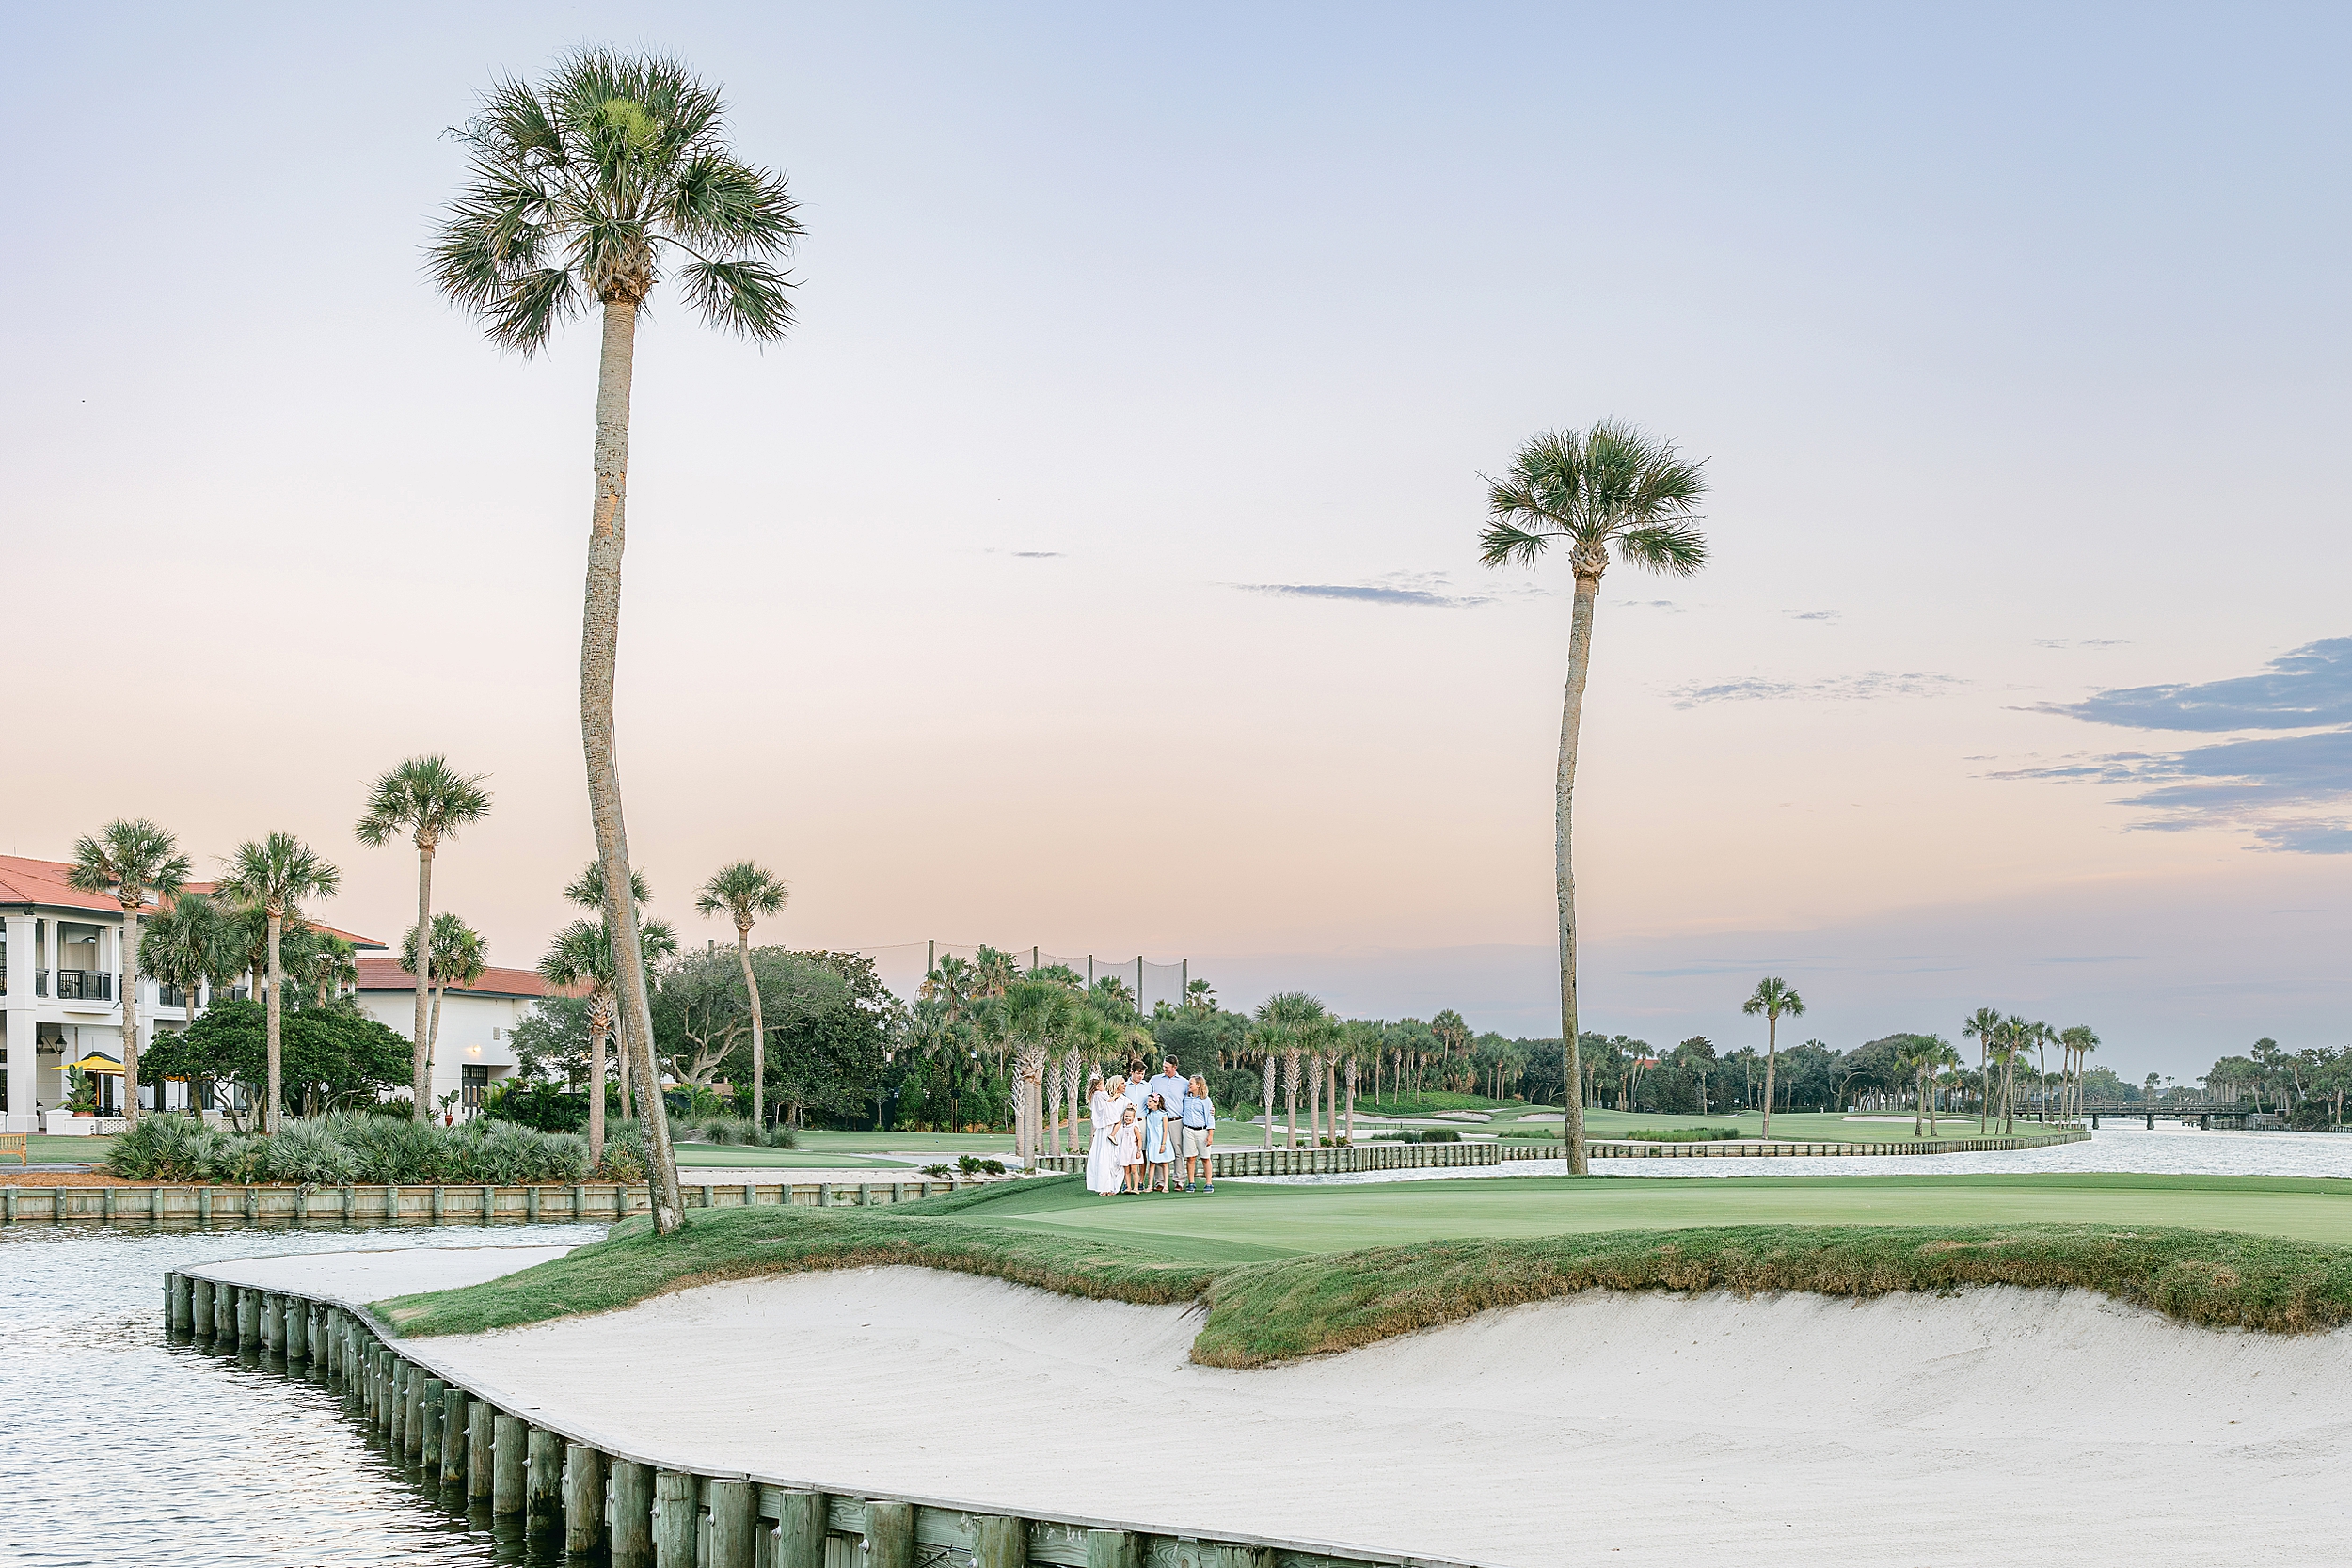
[190,1277,214,1338]
[236,1287,259,1349]
[406,1369,429,1459]
[440,1386,469,1484]
[707,1478,757,1568]
[466,1401,495,1499]
[389,1360,409,1450]
[1216,1548,1271,1568]
[286,1299,309,1361]
[610,1461,655,1568]
[1088,1528,1140,1568]
[773,1490,828,1568]
[525,1425,563,1525]
[492,1413,527,1513]
[653,1469,697,1566]
[421,1378,447,1467]
[864,1498,914,1568]
[167,1273,192,1333]
[564,1443,608,1553]
[976,1513,1028,1568]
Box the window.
[461,1064,489,1111]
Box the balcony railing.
[157,985,190,1009]
[54,970,113,1002]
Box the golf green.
[959,1172,2352,1259]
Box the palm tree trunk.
[1978,1044,1991,1132]
[617,1006,633,1123]
[580,295,683,1233]
[1913,1069,1924,1136]
[119,905,144,1128]
[410,842,435,1120]
[1261,1056,1275,1149]
[1553,569,1603,1175]
[263,911,284,1135]
[735,925,765,1126]
[587,1007,608,1158]
[1760,1014,1779,1139]
[1284,1051,1299,1148]
[1345,1057,1357,1142]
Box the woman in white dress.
[1086,1074,1125,1196]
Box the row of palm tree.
[1961,1010,2101,1132]
[68,820,342,1134]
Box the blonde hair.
[1188,1075,1208,1094]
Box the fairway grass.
[376,1172,2352,1359]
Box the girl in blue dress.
[1143,1092,1175,1193]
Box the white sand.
[189,1243,576,1299]
[392,1266,2352,1567]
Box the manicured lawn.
[377,1177,2352,1357]
[20,1134,118,1164]
[961,1170,2352,1253]
[794,1130,1015,1154]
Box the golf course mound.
[398,1262,2352,1567]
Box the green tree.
[694,861,789,1126]
[403,911,487,1078]
[1001,975,1077,1164]
[1962,1007,2004,1131]
[1740,977,1805,1138]
[212,835,342,1132]
[431,49,803,1234]
[67,818,192,1127]
[145,998,406,1123]
[538,920,619,1156]
[1480,422,1708,1174]
[136,889,230,1113]
[356,755,491,1121]
[2059,1024,2100,1119]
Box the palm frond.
[1616,520,1708,577]
[679,259,796,340]
[1476,516,1558,568]
[666,153,802,257]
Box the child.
[1143,1092,1174,1193]
[1117,1103,1144,1194]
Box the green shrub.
[458,1119,590,1183]
[596,1121,652,1182]
[1626,1126,1743,1142]
[104,1114,226,1181]
[1419,1128,1461,1143]
[263,1120,359,1183]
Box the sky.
[6,3,2348,1078]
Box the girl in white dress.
[1086,1075,1125,1196]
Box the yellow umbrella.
[68,1053,124,1074]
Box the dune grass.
[373,1176,2352,1363]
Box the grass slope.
[375,1175,2352,1362]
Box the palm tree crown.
[68,817,192,1128]
[694,861,787,932]
[1479,422,1708,580]
[429,48,803,348]
[357,754,491,1120]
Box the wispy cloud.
[2033,637,2130,649]
[1665,671,1966,708]
[1010,550,1064,559]
[1788,610,1840,622]
[2004,638,2352,853]
[1615,598,1684,612]
[1230,569,1502,609]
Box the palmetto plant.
[67,818,192,1128]
[215,833,340,1134]
[430,49,800,1234]
[694,861,788,1126]
[1000,976,1075,1166]
[356,755,491,1121]
[1740,977,1805,1138]
[1963,1006,2004,1132]
[1480,422,1708,1175]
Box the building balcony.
[54,970,113,1003]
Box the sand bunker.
[399,1265,2352,1568]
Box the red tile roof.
[356,957,587,1000]
[0,855,386,948]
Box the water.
[0,1222,607,1568]
[1236,1124,2352,1183]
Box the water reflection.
[0,1222,605,1567]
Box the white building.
[1,854,386,1132]
[351,958,579,1117]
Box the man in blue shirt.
[1145,1059,1192,1194]
[1179,1073,1216,1192]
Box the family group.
[1083,1058,1216,1196]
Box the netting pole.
[927,939,934,978]
[1032,945,1039,972]
[1182,958,1188,1002]
[1136,958,1144,1015]
[1087,956,1093,987]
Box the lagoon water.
[0,1221,608,1567]
[1243,1123,2352,1183]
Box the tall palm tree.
[356,756,492,1121]
[1255,991,1326,1149]
[404,913,487,1073]
[1740,977,1805,1138]
[215,834,340,1133]
[67,819,192,1128]
[2060,1025,2100,1119]
[564,860,655,1119]
[694,861,788,1125]
[1963,1007,2003,1132]
[1000,976,1074,1166]
[1480,422,1708,1176]
[540,918,618,1155]
[137,889,229,1114]
[431,50,798,1235]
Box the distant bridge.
[2076,1101,2272,1131]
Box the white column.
[5,913,37,1132]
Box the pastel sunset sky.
[8,4,2346,1077]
